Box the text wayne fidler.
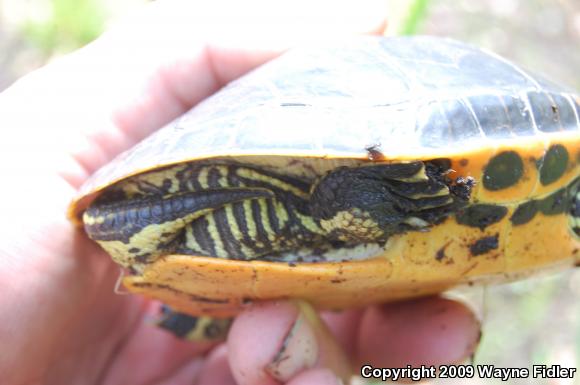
[360,364,577,382]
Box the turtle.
[68,36,580,340]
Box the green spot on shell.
[510,200,538,226]
[538,188,567,216]
[483,151,524,191]
[539,144,569,186]
[456,204,508,230]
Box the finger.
[320,309,364,354]
[196,345,237,385]
[153,358,203,385]
[227,301,352,385]
[0,0,387,187]
[355,297,481,368]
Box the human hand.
[0,1,480,383]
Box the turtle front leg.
[83,188,273,269]
[309,161,473,243]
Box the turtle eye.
[310,162,470,243]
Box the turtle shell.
[69,36,580,317]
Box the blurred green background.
[1,0,578,384]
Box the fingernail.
[265,301,353,383]
[265,302,319,382]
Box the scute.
[70,36,580,219]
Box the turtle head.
[309,162,471,243]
